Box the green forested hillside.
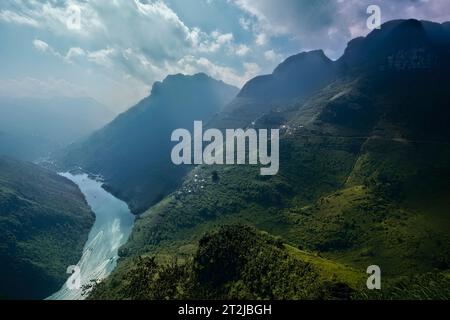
[0,157,95,299]
[90,225,363,300]
[83,20,450,300]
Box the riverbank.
[47,173,135,300]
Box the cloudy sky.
[1,0,449,112]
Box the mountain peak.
[238,49,335,102]
[152,73,237,97]
[338,19,450,72]
[387,19,428,45]
[164,72,210,82]
[60,72,238,213]
[273,49,331,75]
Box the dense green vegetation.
[0,156,95,299]
[87,20,450,300]
[92,225,450,300]
[90,225,361,300]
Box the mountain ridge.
[0,156,95,299]
[58,73,238,213]
[89,19,450,299]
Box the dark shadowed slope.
[210,49,338,129]
[59,73,238,213]
[0,156,94,299]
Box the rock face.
[0,156,95,300]
[386,48,437,70]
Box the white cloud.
[239,17,252,30]
[216,32,234,44]
[233,0,343,55]
[243,62,262,78]
[32,39,63,59]
[87,48,116,67]
[195,58,259,87]
[195,30,235,53]
[1,1,105,37]
[5,0,259,94]
[234,44,251,56]
[264,49,281,62]
[168,56,260,87]
[0,9,39,27]
[33,39,49,52]
[65,47,86,62]
[255,33,268,46]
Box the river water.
[47,172,135,300]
